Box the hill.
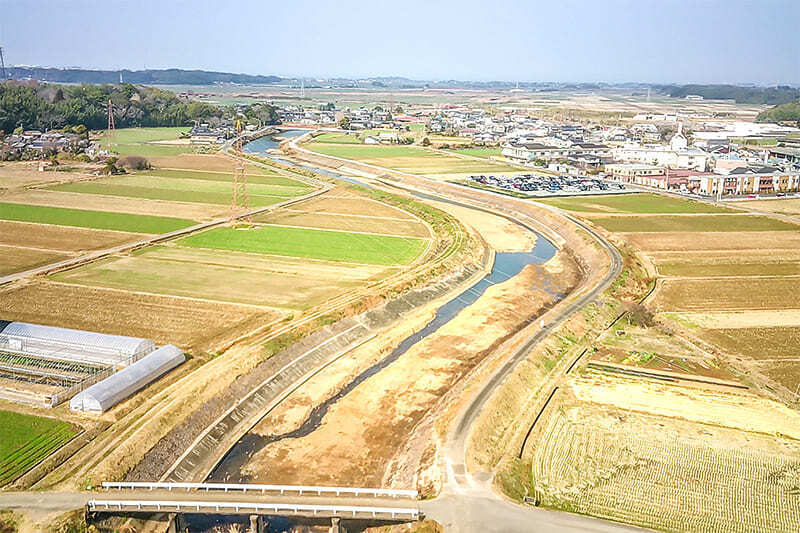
[7,67,284,86]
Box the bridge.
[87,482,420,531]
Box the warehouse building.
[70,345,185,413]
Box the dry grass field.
[50,252,381,310]
[0,220,145,252]
[0,246,71,276]
[2,189,228,221]
[736,197,800,216]
[305,141,518,175]
[656,277,800,311]
[0,281,277,352]
[528,397,800,533]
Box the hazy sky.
[3,0,799,84]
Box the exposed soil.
[236,256,578,486]
[424,200,537,252]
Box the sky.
[2,0,799,85]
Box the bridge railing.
[88,500,419,519]
[101,482,418,499]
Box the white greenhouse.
[0,321,155,367]
[69,345,185,413]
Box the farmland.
[304,140,519,174]
[528,398,800,533]
[0,202,195,233]
[105,126,193,157]
[538,192,732,214]
[0,281,280,352]
[179,224,428,265]
[590,214,798,233]
[0,410,76,486]
[736,197,800,216]
[50,174,310,207]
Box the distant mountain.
[7,67,284,85]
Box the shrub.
[118,155,151,171]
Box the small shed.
[69,345,185,413]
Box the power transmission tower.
[231,120,250,224]
[106,99,115,149]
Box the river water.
[185,131,558,531]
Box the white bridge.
[89,482,421,523]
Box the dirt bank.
[236,253,580,486]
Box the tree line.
[0,81,225,134]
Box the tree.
[421,137,431,146]
[623,301,655,328]
[338,116,351,130]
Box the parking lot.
[466,173,626,197]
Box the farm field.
[446,147,503,158]
[591,214,798,233]
[657,260,800,277]
[49,174,311,207]
[574,190,800,403]
[736,197,800,215]
[622,230,800,252]
[253,210,430,237]
[0,202,195,233]
[538,193,732,214]
[50,250,384,310]
[0,246,71,276]
[105,127,193,157]
[1,189,228,221]
[0,410,77,486]
[140,168,303,187]
[527,397,800,533]
[702,327,800,361]
[304,141,518,174]
[0,220,145,252]
[179,225,427,265]
[0,281,275,352]
[655,277,800,311]
[0,164,85,190]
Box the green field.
[179,225,427,265]
[51,175,311,207]
[106,127,193,157]
[448,147,502,158]
[305,143,432,159]
[539,193,733,214]
[591,214,799,233]
[141,169,303,187]
[0,202,196,233]
[0,410,76,485]
[311,133,364,144]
